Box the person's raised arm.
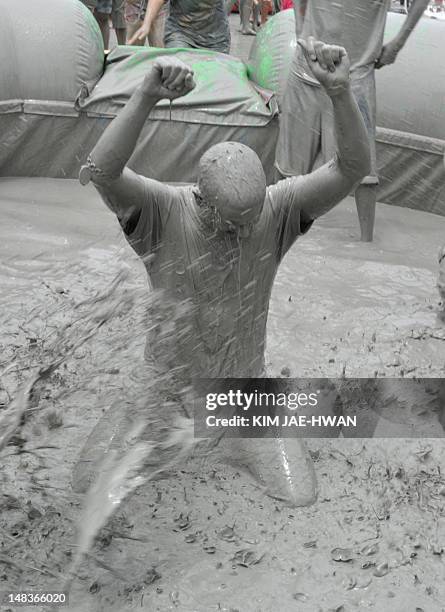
[80,57,195,222]
[280,39,371,221]
[376,0,429,68]
[128,0,166,45]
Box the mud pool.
[0,177,444,612]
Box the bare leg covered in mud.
[94,10,111,49]
[78,43,370,506]
[355,183,377,242]
[239,0,256,35]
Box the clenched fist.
[141,57,196,101]
[298,37,350,97]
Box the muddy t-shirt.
[119,178,312,378]
[164,0,230,52]
[294,0,390,82]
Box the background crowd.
[81,0,443,53]
[80,0,292,51]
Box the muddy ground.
[0,178,444,612]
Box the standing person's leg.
[125,0,148,45]
[275,77,327,181]
[239,0,256,35]
[111,0,127,45]
[351,71,378,242]
[252,0,261,28]
[147,2,167,47]
[355,184,377,242]
[94,1,113,48]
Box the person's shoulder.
[264,183,288,218]
[267,177,302,208]
[161,182,197,213]
[170,182,196,202]
[147,180,189,199]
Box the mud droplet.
[361,560,376,570]
[361,542,379,556]
[144,567,162,585]
[431,541,443,555]
[203,544,216,554]
[185,533,197,543]
[342,576,357,590]
[173,512,190,531]
[218,524,237,542]
[331,547,354,562]
[373,562,389,577]
[293,593,308,602]
[231,549,265,567]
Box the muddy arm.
[81,88,162,225]
[128,0,165,45]
[80,58,195,223]
[286,39,370,220]
[288,87,370,220]
[376,0,430,68]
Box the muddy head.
[197,142,267,237]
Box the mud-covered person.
[79,42,371,506]
[125,0,168,47]
[81,0,127,47]
[128,0,231,52]
[237,0,257,36]
[277,0,430,242]
[236,0,270,36]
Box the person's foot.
[216,436,318,507]
[241,26,257,35]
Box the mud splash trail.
[0,178,444,611]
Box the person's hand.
[141,57,196,101]
[375,40,401,69]
[128,23,151,45]
[298,37,350,96]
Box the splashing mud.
[1,179,445,611]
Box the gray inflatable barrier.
[0,0,104,105]
[0,0,278,184]
[247,9,297,106]
[248,11,445,216]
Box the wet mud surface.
[0,178,444,612]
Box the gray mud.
[0,178,444,612]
